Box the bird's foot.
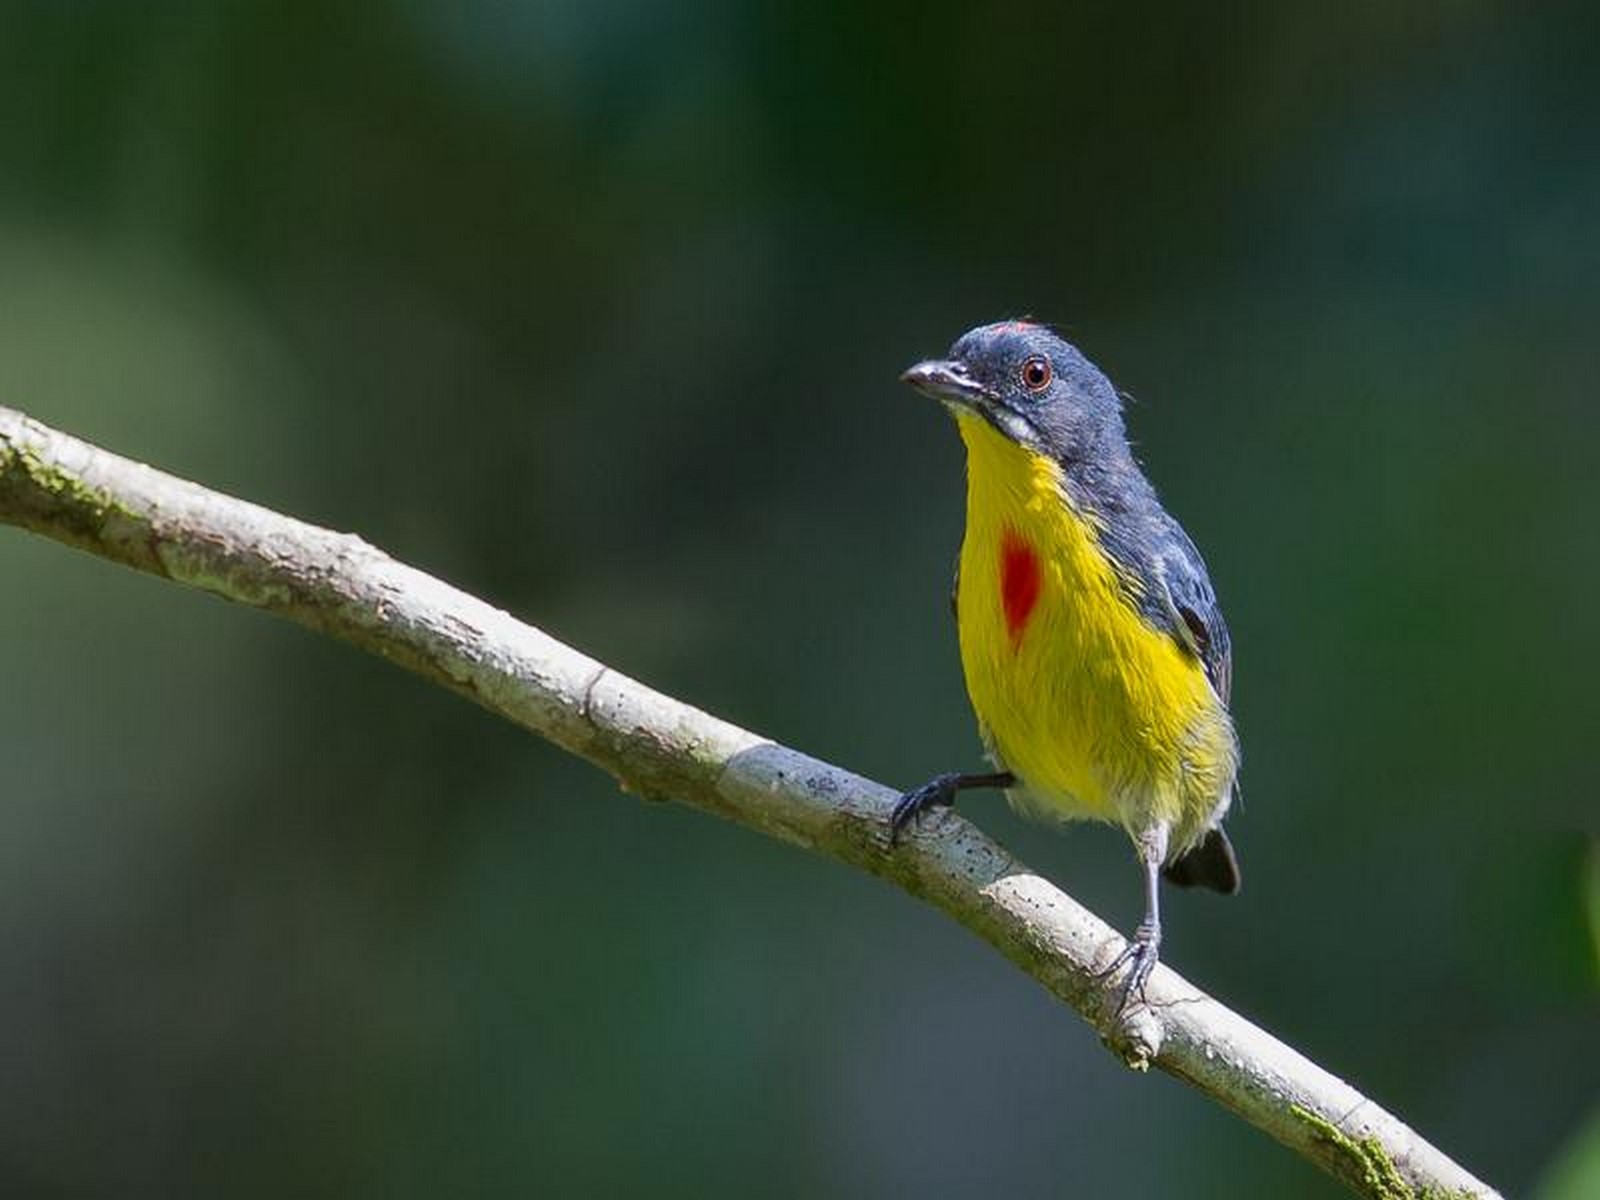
[1096,918,1162,1016]
[888,773,963,844]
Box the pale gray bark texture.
[0,405,1497,1199]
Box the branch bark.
[0,405,1496,1199]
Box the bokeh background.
[1,3,1596,1197]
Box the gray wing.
[1152,521,1242,893]
[1068,459,1231,705]
[1151,521,1232,705]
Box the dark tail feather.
[1163,827,1241,895]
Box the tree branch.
[0,405,1496,1199]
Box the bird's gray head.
[901,321,1128,464]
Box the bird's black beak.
[900,359,993,409]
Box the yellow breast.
[953,412,1234,841]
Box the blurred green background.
[1,3,1596,1197]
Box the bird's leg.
[888,770,1015,844]
[1097,823,1170,1015]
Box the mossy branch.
[0,405,1497,1199]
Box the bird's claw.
[1096,919,1162,1016]
[888,773,961,844]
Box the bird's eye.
[1020,356,1052,392]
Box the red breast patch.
[1000,530,1041,645]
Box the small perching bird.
[893,321,1241,1008]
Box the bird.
[892,320,1240,1009]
